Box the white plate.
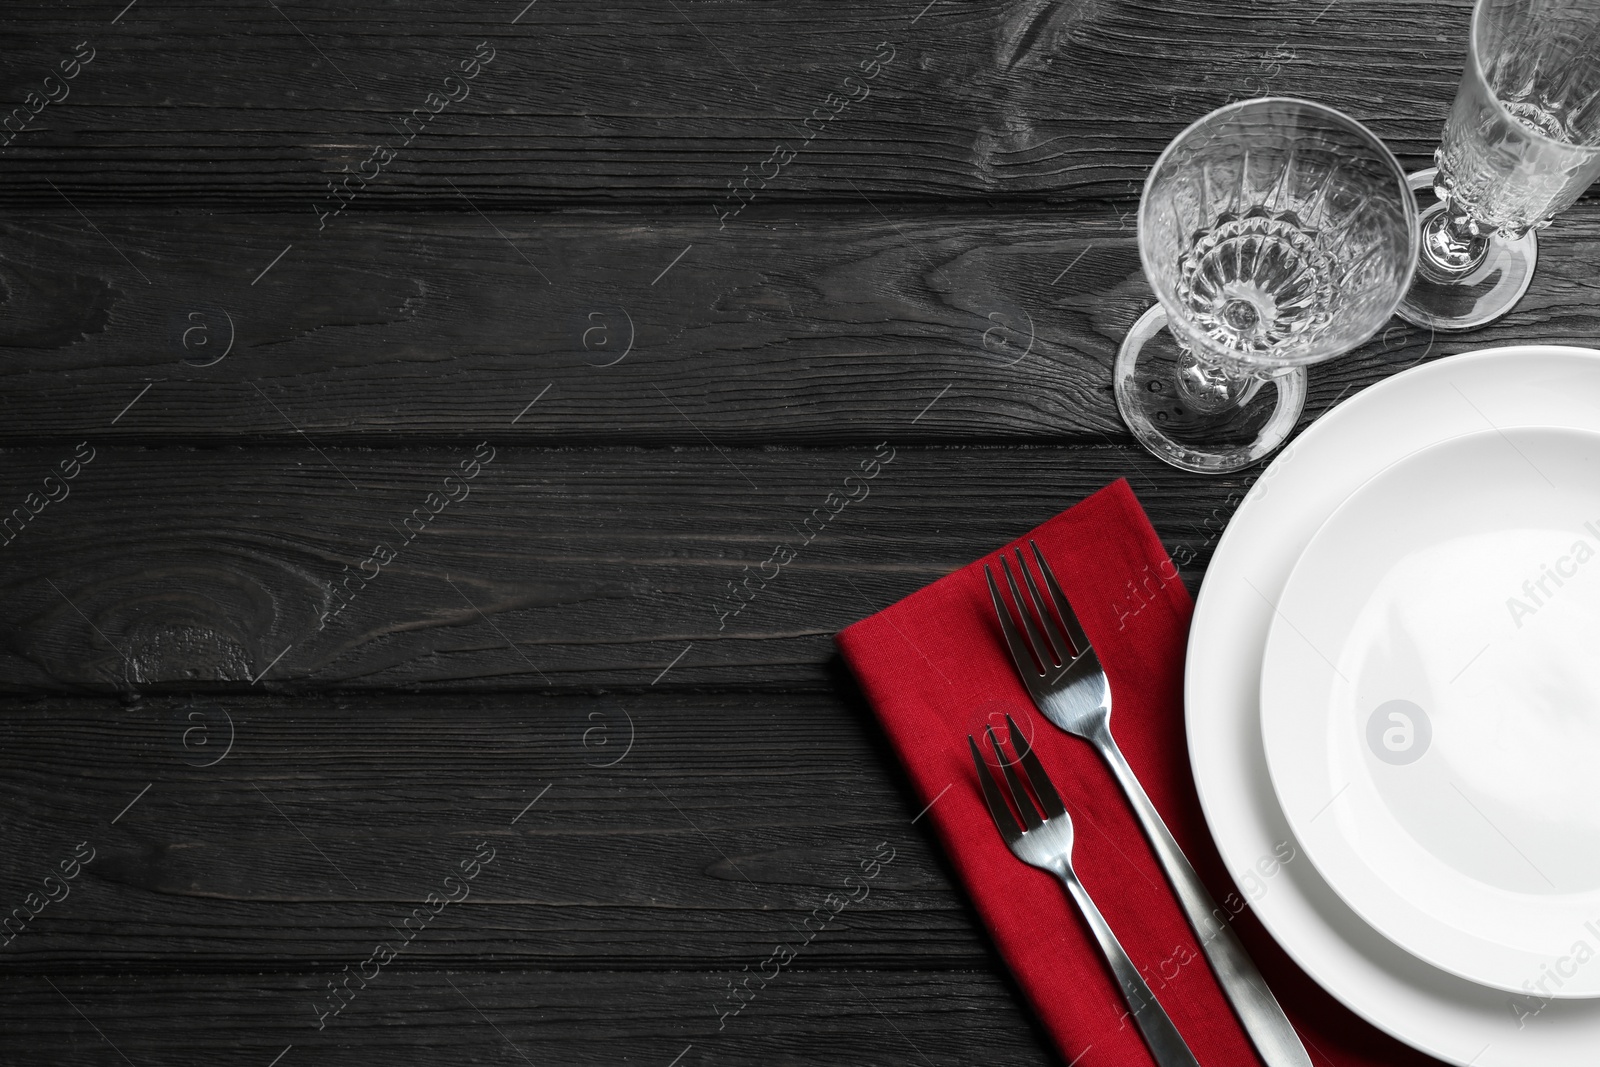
[1263,425,1600,996]
[1187,346,1600,1065]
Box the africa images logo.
[1366,699,1431,766]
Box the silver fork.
[987,541,1312,1067]
[969,717,1199,1067]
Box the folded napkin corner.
[835,478,1432,1067]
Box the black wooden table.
[1,2,1594,1063]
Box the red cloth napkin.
[836,479,1440,1067]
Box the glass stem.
[1172,343,1263,415]
[1420,206,1490,277]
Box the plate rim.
[1260,421,1600,996]
[1186,344,1600,1065]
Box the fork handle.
[1058,868,1201,1067]
[1095,732,1313,1067]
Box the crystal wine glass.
[1399,0,1600,331]
[1116,98,1418,474]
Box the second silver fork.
[970,717,1200,1067]
[986,541,1312,1067]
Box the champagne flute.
[1399,0,1600,331]
[1116,98,1418,474]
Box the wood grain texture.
[0,0,1469,209]
[3,204,1597,446]
[0,969,1053,1066]
[0,444,1250,693]
[0,692,985,970]
[0,207,1131,446]
[0,691,1060,1063]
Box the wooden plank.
[0,207,1126,446]
[0,444,1247,692]
[0,203,1586,445]
[0,692,984,970]
[0,969,1050,1066]
[0,0,1467,208]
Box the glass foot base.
[1396,169,1537,332]
[1114,304,1306,474]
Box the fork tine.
[1030,540,1091,658]
[986,565,1042,679]
[1014,547,1069,666]
[968,735,1022,845]
[999,554,1055,670]
[1006,713,1066,819]
[987,724,1042,830]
